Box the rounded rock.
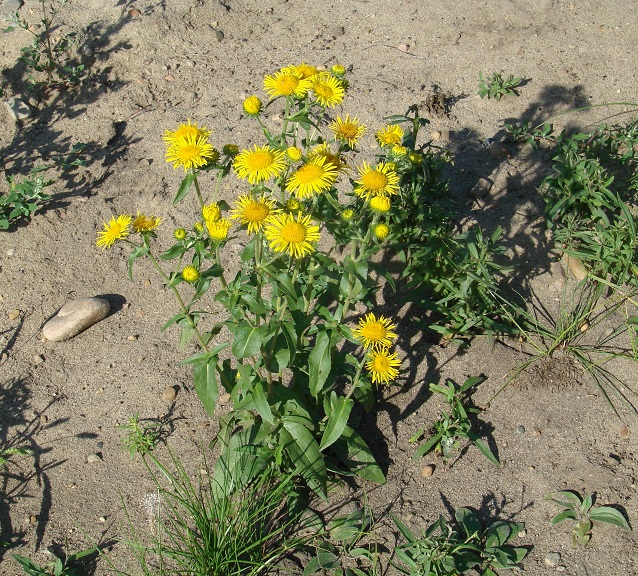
[544,552,561,567]
[87,453,103,464]
[162,385,177,402]
[515,425,525,434]
[421,464,435,478]
[42,297,110,341]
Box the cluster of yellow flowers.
[352,312,401,384]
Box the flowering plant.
[97,63,497,494]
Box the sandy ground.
[1,0,638,574]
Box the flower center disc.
[315,84,334,99]
[361,323,386,342]
[244,202,269,222]
[372,356,390,371]
[247,151,275,169]
[179,145,201,161]
[362,171,388,191]
[277,76,299,95]
[296,164,324,183]
[281,222,307,243]
[339,124,358,140]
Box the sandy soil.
[1,0,638,574]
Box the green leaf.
[550,509,578,525]
[546,490,583,510]
[413,431,443,459]
[159,243,187,260]
[127,244,149,279]
[485,521,512,548]
[627,315,638,325]
[589,506,632,531]
[252,381,274,425]
[455,507,481,538]
[467,433,500,466]
[392,515,417,543]
[319,396,353,451]
[303,552,340,576]
[232,322,268,358]
[308,330,332,398]
[281,418,327,496]
[331,427,385,484]
[193,355,218,415]
[173,172,195,204]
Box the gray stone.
[42,297,110,341]
[86,453,103,463]
[544,552,561,567]
[1,0,23,15]
[469,177,492,198]
[5,98,31,120]
[214,29,224,42]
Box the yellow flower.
[264,212,320,259]
[286,146,302,161]
[233,145,286,184]
[409,152,423,165]
[354,162,400,199]
[286,156,338,199]
[243,95,262,116]
[182,265,199,283]
[392,145,408,157]
[376,124,404,147]
[308,143,347,172]
[96,214,131,248]
[369,196,391,213]
[311,73,345,108]
[286,198,302,213]
[202,202,221,223]
[162,119,211,146]
[331,64,346,77]
[366,348,401,384]
[330,114,366,148]
[207,218,231,241]
[264,69,312,99]
[341,208,355,221]
[174,228,187,240]
[374,223,390,239]
[132,213,161,233]
[284,62,318,79]
[230,194,279,234]
[353,313,398,350]
[165,134,216,172]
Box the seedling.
[393,507,529,576]
[546,490,631,546]
[13,542,97,576]
[0,446,31,467]
[118,413,161,459]
[410,376,499,466]
[478,72,523,100]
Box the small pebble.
[143,279,152,287]
[469,177,492,198]
[396,43,409,52]
[87,453,103,463]
[42,297,110,341]
[214,30,224,42]
[431,131,442,140]
[556,566,566,572]
[6,248,15,256]
[29,514,37,524]
[517,529,527,538]
[515,425,525,434]
[32,354,45,365]
[96,441,104,449]
[219,392,231,404]
[488,141,511,160]
[544,552,561,567]
[128,8,141,17]
[329,25,345,37]
[8,309,20,321]
[421,464,435,478]
[199,420,210,427]
[533,428,542,436]
[5,97,31,120]
[566,255,587,280]
[619,425,629,437]
[529,465,536,470]
[165,74,175,81]
[98,516,107,523]
[162,385,177,402]
[39,414,48,424]
[127,335,138,341]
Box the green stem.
[346,355,367,400]
[193,171,204,211]
[215,244,228,290]
[147,251,209,352]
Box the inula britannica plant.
[96,63,506,494]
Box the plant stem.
[193,172,204,211]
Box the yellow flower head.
[162,119,211,146]
[182,265,199,283]
[264,69,312,99]
[374,223,390,240]
[174,228,187,240]
[231,194,279,234]
[354,162,400,199]
[366,347,401,384]
[284,62,318,79]
[202,202,221,223]
[96,214,131,249]
[286,146,303,162]
[331,64,346,77]
[233,145,286,184]
[264,212,320,259]
[369,196,391,213]
[376,124,404,147]
[286,156,338,200]
[223,143,239,157]
[330,114,366,148]
[308,143,347,172]
[353,313,398,350]
[132,213,161,233]
[409,152,423,165]
[243,95,262,116]
[165,134,216,172]
[392,145,408,157]
[311,73,345,108]
[207,218,231,241]
[341,208,355,221]
[286,198,302,213]
[194,222,204,233]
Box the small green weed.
[392,507,529,576]
[410,376,499,466]
[117,413,162,459]
[546,490,631,546]
[13,542,97,576]
[3,0,86,94]
[478,72,523,100]
[0,446,31,467]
